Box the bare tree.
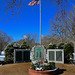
[25,33,38,47]
[0,0,26,23]
[63,7,75,52]
[0,0,73,23]
[50,6,75,52]
[50,19,65,43]
[0,31,13,54]
[41,35,61,48]
[17,33,39,47]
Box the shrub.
[58,43,64,49]
[42,62,55,70]
[64,43,74,63]
[4,43,14,63]
[48,44,57,49]
[21,41,30,49]
[48,62,55,69]
[42,65,51,70]
[4,41,30,63]
[31,62,55,70]
[31,63,36,70]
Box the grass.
[0,62,75,75]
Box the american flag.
[28,0,39,6]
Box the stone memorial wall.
[47,49,64,63]
[14,49,30,63]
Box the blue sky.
[0,0,74,42]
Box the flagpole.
[40,0,41,45]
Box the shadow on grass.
[56,69,66,75]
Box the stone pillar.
[73,42,75,62]
[73,53,75,60]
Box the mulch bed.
[56,63,75,75]
[0,62,75,75]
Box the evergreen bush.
[64,43,74,63]
[4,43,14,63]
[58,43,64,49]
[21,41,30,49]
[31,63,36,70]
[48,44,57,49]
[4,41,30,63]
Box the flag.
[28,0,39,6]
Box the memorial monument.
[31,45,46,64]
